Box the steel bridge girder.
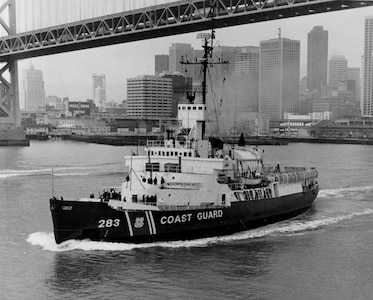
[0,0,372,61]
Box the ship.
[50,31,319,244]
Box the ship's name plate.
[160,210,223,225]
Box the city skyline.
[17,7,373,103]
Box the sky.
[15,3,373,104]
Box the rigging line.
[207,66,226,138]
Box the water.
[1,140,373,299]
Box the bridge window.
[146,162,160,172]
[164,163,180,173]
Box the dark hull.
[50,185,319,244]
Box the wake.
[318,185,373,198]
[27,209,373,252]
[0,165,125,179]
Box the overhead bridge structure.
[0,0,372,145]
[1,0,372,61]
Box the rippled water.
[1,140,373,299]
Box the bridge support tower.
[0,0,28,146]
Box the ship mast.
[180,30,228,140]
[181,30,228,104]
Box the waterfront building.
[328,55,348,92]
[307,26,328,96]
[23,64,45,111]
[363,16,373,117]
[155,55,169,75]
[259,37,300,120]
[45,95,64,110]
[126,75,173,119]
[92,73,106,107]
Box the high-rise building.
[169,43,194,75]
[155,55,169,75]
[307,26,328,95]
[23,64,45,111]
[126,75,173,118]
[92,74,106,106]
[259,37,300,120]
[329,55,348,91]
[160,72,193,117]
[363,16,373,117]
[347,67,360,102]
[235,46,260,74]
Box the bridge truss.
[1,0,372,61]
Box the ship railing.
[157,203,224,211]
[264,168,318,184]
[233,187,273,201]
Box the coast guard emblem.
[134,217,145,228]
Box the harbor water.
[1,140,372,299]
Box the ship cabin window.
[188,107,191,110]
[166,151,169,156]
[182,107,186,110]
[184,152,187,157]
[162,151,165,156]
[193,106,196,110]
[199,107,203,110]
[179,152,183,156]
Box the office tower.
[307,26,328,95]
[126,75,172,118]
[169,43,194,75]
[235,46,260,74]
[92,74,106,106]
[160,72,193,117]
[347,67,360,101]
[363,16,373,117]
[23,64,45,111]
[259,37,300,120]
[155,55,169,75]
[329,55,348,91]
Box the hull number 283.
[98,219,120,228]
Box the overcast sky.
[16,3,373,103]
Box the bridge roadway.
[0,0,372,62]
